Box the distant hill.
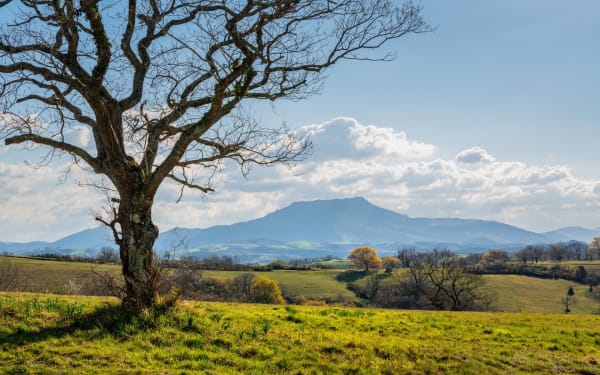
[160,197,553,246]
[2,197,598,262]
[542,226,600,243]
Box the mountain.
[542,226,599,243]
[162,197,550,246]
[2,197,597,261]
[51,227,116,250]
[0,241,51,254]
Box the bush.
[269,260,290,270]
[250,276,285,304]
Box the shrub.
[250,276,285,304]
[269,259,290,270]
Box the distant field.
[3,256,600,314]
[536,260,600,274]
[482,275,600,314]
[0,293,599,374]
[203,269,358,302]
[2,256,119,293]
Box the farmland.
[1,256,600,373]
[3,256,600,314]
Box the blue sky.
[258,0,599,177]
[1,1,599,242]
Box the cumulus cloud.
[1,117,600,241]
[300,117,434,161]
[456,147,495,164]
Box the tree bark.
[117,181,160,313]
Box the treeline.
[347,249,492,311]
[343,243,600,312]
[512,240,597,263]
[466,245,600,287]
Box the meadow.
[1,293,600,374]
[3,256,600,314]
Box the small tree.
[564,287,575,313]
[96,247,119,264]
[587,237,600,261]
[228,273,256,301]
[250,276,285,304]
[481,249,510,265]
[574,266,587,283]
[348,246,382,272]
[382,256,400,273]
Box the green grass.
[0,293,599,374]
[482,275,600,314]
[3,256,119,294]
[203,269,358,302]
[4,256,600,313]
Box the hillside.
[3,256,600,314]
[1,293,599,374]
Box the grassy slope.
[204,269,358,301]
[0,293,599,374]
[4,256,118,293]
[482,275,600,314]
[4,256,600,313]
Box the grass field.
[3,256,600,313]
[482,275,600,314]
[203,269,358,302]
[2,256,119,294]
[0,293,599,374]
[187,270,600,313]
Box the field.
[0,293,599,374]
[483,275,600,314]
[3,256,600,313]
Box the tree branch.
[5,133,103,173]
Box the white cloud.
[300,117,435,161]
[456,147,495,164]
[0,159,105,241]
[1,117,600,241]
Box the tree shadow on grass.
[0,304,141,348]
[335,270,369,282]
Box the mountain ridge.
[1,197,598,261]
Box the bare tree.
[228,273,256,301]
[96,246,119,264]
[396,249,491,311]
[0,0,429,313]
[587,237,600,261]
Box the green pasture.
[0,293,599,374]
[482,275,600,314]
[3,256,600,314]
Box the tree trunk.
[118,188,160,313]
